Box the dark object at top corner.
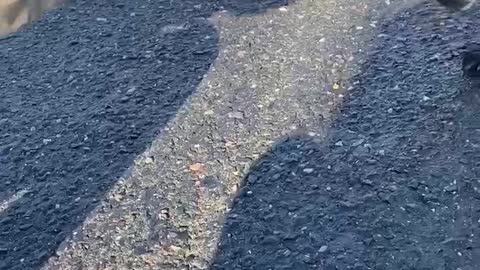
[436,0,476,11]
[463,46,480,78]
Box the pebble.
[303,168,314,174]
[127,87,136,94]
[319,245,328,253]
[444,185,457,192]
[19,223,33,230]
[352,139,365,147]
[237,51,247,58]
[145,156,154,164]
[169,245,182,252]
[228,111,244,119]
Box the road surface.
[1,0,480,269]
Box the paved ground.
[1,0,480,269]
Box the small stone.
[237,51,247,58]
[366,159,377,164]
[70,143,83,149]
[169,245,182,252]
[378,192,391,203]
[303,168,314,174]
[339,200,357,208]
[420,193,439,203]
[429,53,441,61]
[19,223,33,230]
[204,110,214,115]
[444,185,457,192]
[189,163,205,172]
[387,108,393,113]
[279,7,288,12]
[361,180,373,186]
[202,176,220,190]
[335,141,343,147]
[96,17,108,22]
[333,83,340,90]
[405,203,418,211]
[228,111,244,119]
[319,245,328,253]
[145,156,154,164]
[127,87,136,94]
[352,139,365,147]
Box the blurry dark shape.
[435,0,480,78]
[463,44,480,78]
[0,0,66,38]
[436,0,476,11]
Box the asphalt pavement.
[1,0,480,269]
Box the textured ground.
[1,0,480,269]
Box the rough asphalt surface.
[212,6,480,269]
[1,0,480,269]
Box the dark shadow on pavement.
[0,0,291,269]
[211,3,480,270]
